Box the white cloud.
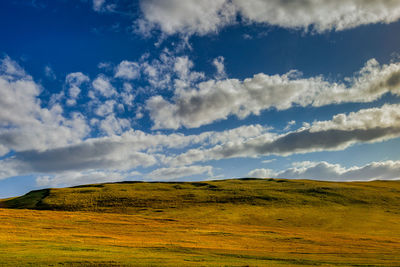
[0,57,90,156]
[1,95,399,184]
[146,165,213,180]
[234,0,400,33]
[65,72,90,105]
[36,170,140,187]
[132,51,206,96]
[137,0,236,36]
[94,100,116,117]
[120,83,135,106]
[1,56,399,186]
[213,56,226,79]
[69,86,81,99]
[248,168,275,178]
[115,60,140,80]
[0,56,26,77]
[137,0,400,36]
[99,114,130,135]
[66,72,90,88]
[207,124,270,145]
[0,122,273,180]
[92,75,117,98]
[167,104,400,165]
[147,58,400,129]
[248,160,400,181]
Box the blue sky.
[1,0,400,198]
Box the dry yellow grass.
[1,178,400,266]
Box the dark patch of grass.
[2,189,50,209]
[216,253,326,265]
[62,261,123,267]
[238,177,263,181]
[190,182,209,187]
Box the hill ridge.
[1,178,400,214]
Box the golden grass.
[1,178,400,266]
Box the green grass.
[2,189,50,209]
[1,178,400,266]
[3,178,400,213]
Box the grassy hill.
[1,178,400,266]
[3,178,400,212]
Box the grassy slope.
[1,178,400,266]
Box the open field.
[1,178,400,266]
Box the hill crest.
[1,178,400,214]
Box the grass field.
[1,178,400,266]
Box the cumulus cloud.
[65,72,90,106]
[137,0,400,36]
[0,56,26,77]
[248,160,400,181]
[137,0,236,36]
[4,101,396,182]
[167,104,400,165]
[147,58,400,129]
[213,56,226,79]
[99,114,130,136]
[2,56,399,187]
[0,57,90,156]
[91,75,117,98]
[94,100,116,117]
[114,60,140,80]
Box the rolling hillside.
[1,178,400,266]
[3,178,400,213]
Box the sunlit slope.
[1,178,400,266]
[2,178,400,214]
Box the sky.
[1,0,400,198]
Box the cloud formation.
[65,72,90,106]
[91,75,117,98]
[137,0,400,36]
[114,60,140,80]
[147,58,400,129]
[248,160,400,181]
[0,122,271,180]
[137,0,236,36]
[0,57,89,156]
[168,104,400,165]
[1,55,399,187]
